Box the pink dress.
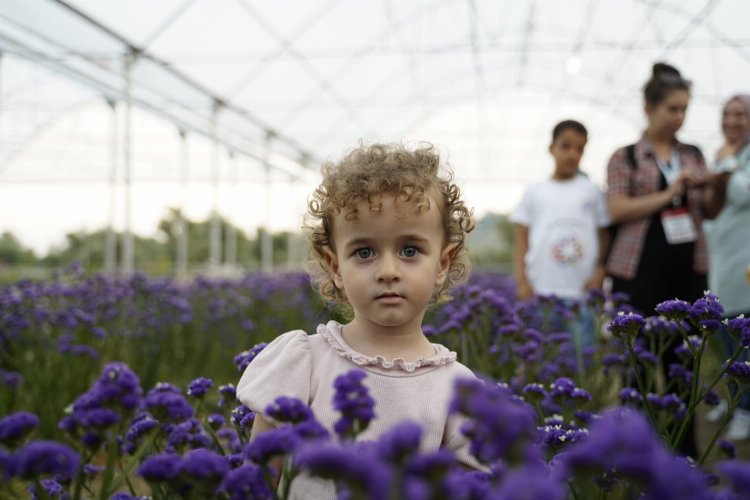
[237,320,481,499]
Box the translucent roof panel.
[3,0,750,206]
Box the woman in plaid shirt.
[605,62,726,457]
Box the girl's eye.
[355,248,373,259]
[401,246,419,258]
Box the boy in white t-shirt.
[511,120,610,344]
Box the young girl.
[237,142,479,497]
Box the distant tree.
[0,232,37,265]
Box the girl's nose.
[376,255,401,282]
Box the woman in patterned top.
[605,62,725,458]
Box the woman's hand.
[716,143,738,162]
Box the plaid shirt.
[606,136,709,279]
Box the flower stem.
[626,344,660,433]
[698,392,743,465]
[671,336,706,452]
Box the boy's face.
[549,128,587,179]
[324,194,454,334]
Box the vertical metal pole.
[261,134,273,273]
[121,52,134,275]
[209,104,221,270]
[224,149,237,268]
[104,98,118,274]
[176,129,189,279]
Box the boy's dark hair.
[551,120,588,142]
[643,62,691,106]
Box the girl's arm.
[250,415,283,490]
[513,224,533,300]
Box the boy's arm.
[584,227,610,290]
[513,224,533,300]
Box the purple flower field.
[1,268,749,499]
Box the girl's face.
[646,89,690,136]
[324,194,453,335]
[721,99,749,143]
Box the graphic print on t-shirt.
[547,221,586,267]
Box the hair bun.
[652,62,680,78]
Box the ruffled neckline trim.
[318,321,456,374]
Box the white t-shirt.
[511,176,611,298]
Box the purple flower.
[207,414,225,430]
[549,377,576,401]
[609,311,645,339]
[110,493,147,500]
[231,405,255,429]
[690,292,724,323]
[376,421,423,464]
[10,440,80,480]
[540,425,589,449]
[83,463,103,476]
[718,440,736,459]
[294,442,391,499]
[661,393,686,416]
[218,384,237,407]
[179,448,229,484]
[0,369,22,390]
[522,383,547,403]
[619,387,642,406]
[451,378,537,464]
[704,389,721,406]
[667,364,692,385]
[219,463,275,500]
[332,369,375,440]
[233,343,268,372]
[0,411,39,447]
[76,408,120,429]
[556,408,710,498]
[442,469,492,499]
[291,419,330,441]
[145,383,194,422]
[28,478,68,500]
[244,426,300,464]
[719,460,750,493]
[727,361,750,384]
[655,299,692,320]
[265,396,314,424]
[727,316,750,349]
[138,453,182,482]
[123,413,158,455]
[405,449,456,479]
[494,463,565,500]
[187,377,213,399]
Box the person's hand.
[706,171,732,188]
[516,280,534,301]
[716,143,739,162]
[584,265,606,290]
[668,171,689,197]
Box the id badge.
[661,208,697,244]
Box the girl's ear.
[323,247,344,289]
[435,243,458,287]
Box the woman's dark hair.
[643,62,691,105]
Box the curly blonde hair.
[305,142,475,307]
